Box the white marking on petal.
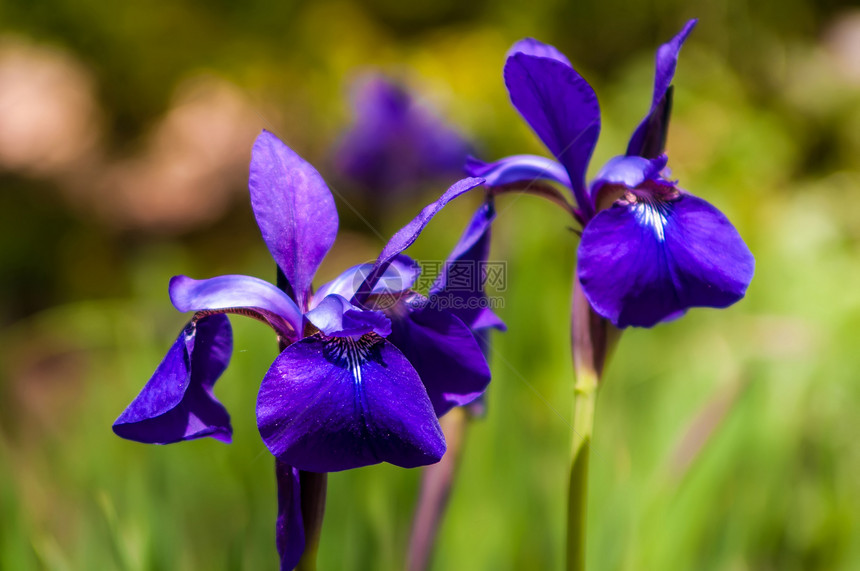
[631,201,669,241]
[323,335,378,384]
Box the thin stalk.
[296,471,328,571]
[406,407,469,571]
[567,277,612,571]
[566,368,597,571]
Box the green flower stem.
[296,471,327,571]
[567,278,612,571]
[567,368,597,571]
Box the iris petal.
[578,193,754,328]
[169,274,302,339]
[387,306,491,416]
[113,315,233,444]
[256,336,445,472]
[250,131,338,309]
[464,154,571,189]
[591,155,668,195]
[305,294,391,338]
[589,154,670,208]
[627,19,697,158]
[506,38,572,67]
[355,176,485,303]
[504,51,600,215]
[314,255,420,303]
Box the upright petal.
[577,193,754,328]
[257,335,445,472]
[113,315,233,444]
[275,461,305,571]
[429,202,506,332]
[507,38,572,67]
[249,131,338,309]
[354,176,485,303]
[386,306,491,416]
[626,20,697,158]
[504,51,600,216]
[464,154,571,189]
[169,274,302,339]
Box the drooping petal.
[313,255,420,303]
[507,38,572,67]
[464,154,571,189]
[626,19,697,158]
[577,193,754,328]
[169,274,302,339]
[275,461,305,571]
[257,335,445,472]
[354,176,485,303]
[305,294,391,338]
[429,202,506,332]
[113,315,233,444]
[249,131,338,309]
[387,305,491,416]
[504,51,600,216]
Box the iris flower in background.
[467,20,754,327]
[334,73,472,201]
[113,130,490,569]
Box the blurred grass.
[3,0,860,569]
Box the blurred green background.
[2,0,860,569]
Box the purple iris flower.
[113,130,490,569]
[334,73,472,197]
[467,20,754,328]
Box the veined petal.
[429,202,506,332]
[275,461,305,571]
[387,306,491,416]
[507,38,572,67]
[504,51,600,216]
[250,131,338,309]
[313,255,420,303]
[113,315,232,444]
[627,19,697,158]
[578,193,754,328]
[169,274,302,339]
[464,154,571,189]
[256,335,445,472]
[354,176,485,303]
[305,294,391,338]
